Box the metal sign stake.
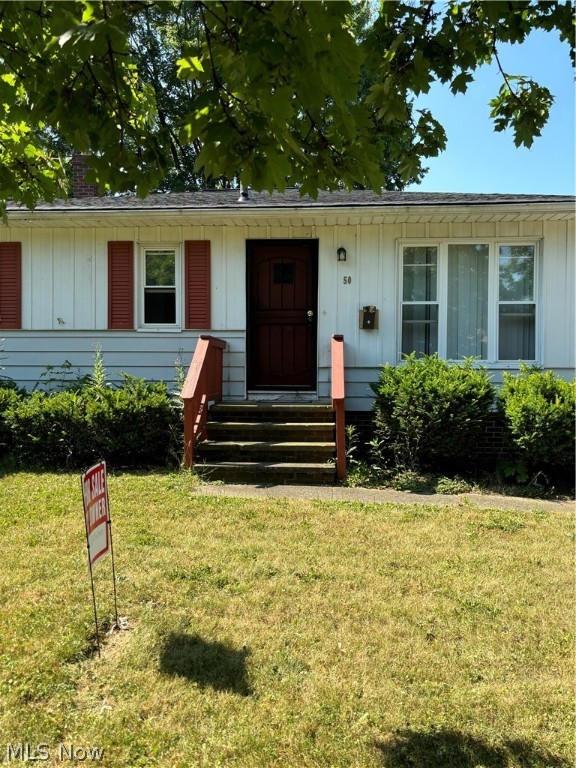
[105,478,119,628]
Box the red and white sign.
[82,461,110,568]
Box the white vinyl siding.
[0,215,572,411]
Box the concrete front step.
[210,402,334,423]
[195,401,338,485]
[197,440,335,462]
[206,422,335,442]
[195,461,336,485]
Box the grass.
[0,469,573,767]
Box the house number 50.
[343,276,352,284]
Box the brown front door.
[247,240,318,389]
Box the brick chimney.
[71,154,99,198]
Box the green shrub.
[5,390,89,466]
[5,376,183,469]
[82,375,182,467]
[498,365,575,478]
[1,345,184,469]
[371,354,495,471]
[0,386,21,455]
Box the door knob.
[307,310,314,318]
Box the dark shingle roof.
[7,188,575,212]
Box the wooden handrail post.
[331,334,346,481]
[181,335,227,469]
[183,399,194,469]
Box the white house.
[1,187,573,402]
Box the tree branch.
[492,33,524,105]
[198,4,247,137]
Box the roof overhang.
[3,201,574,229]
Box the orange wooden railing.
[331,334,346,481]
[181,335,227,469]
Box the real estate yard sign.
[82,461,110,567]
[81,461,119,655]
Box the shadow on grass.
[375,729,571,768]
[159,632,252,696]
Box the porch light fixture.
[337,246,347,262]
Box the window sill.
[396,358,539,368]
[489,361,539,368]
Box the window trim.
[495,242,538,363]
[137,243,182,330]
[400,243,440,358]
[397,238,541,365]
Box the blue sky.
[406,30,575,194]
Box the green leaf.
[0,0,571,206]
[450,72,474,95]
[177,56,204,77]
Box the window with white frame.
[400,242,537,362]
[498,244,536,360]
[401,245,439,357]
[140,246,180,327]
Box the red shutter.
[0,242,22,329]
[185,240,211,329]
[108,241,134,329]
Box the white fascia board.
[3,201,575,227]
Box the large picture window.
[400,242,537,362]
[447,243,489,359]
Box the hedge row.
[371,356,574,481]
[1,355,573,480]
[0,376,182,469]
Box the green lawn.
[0,471,573,768]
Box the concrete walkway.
[192,481,574,513]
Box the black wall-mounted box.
[359,306,378,330]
